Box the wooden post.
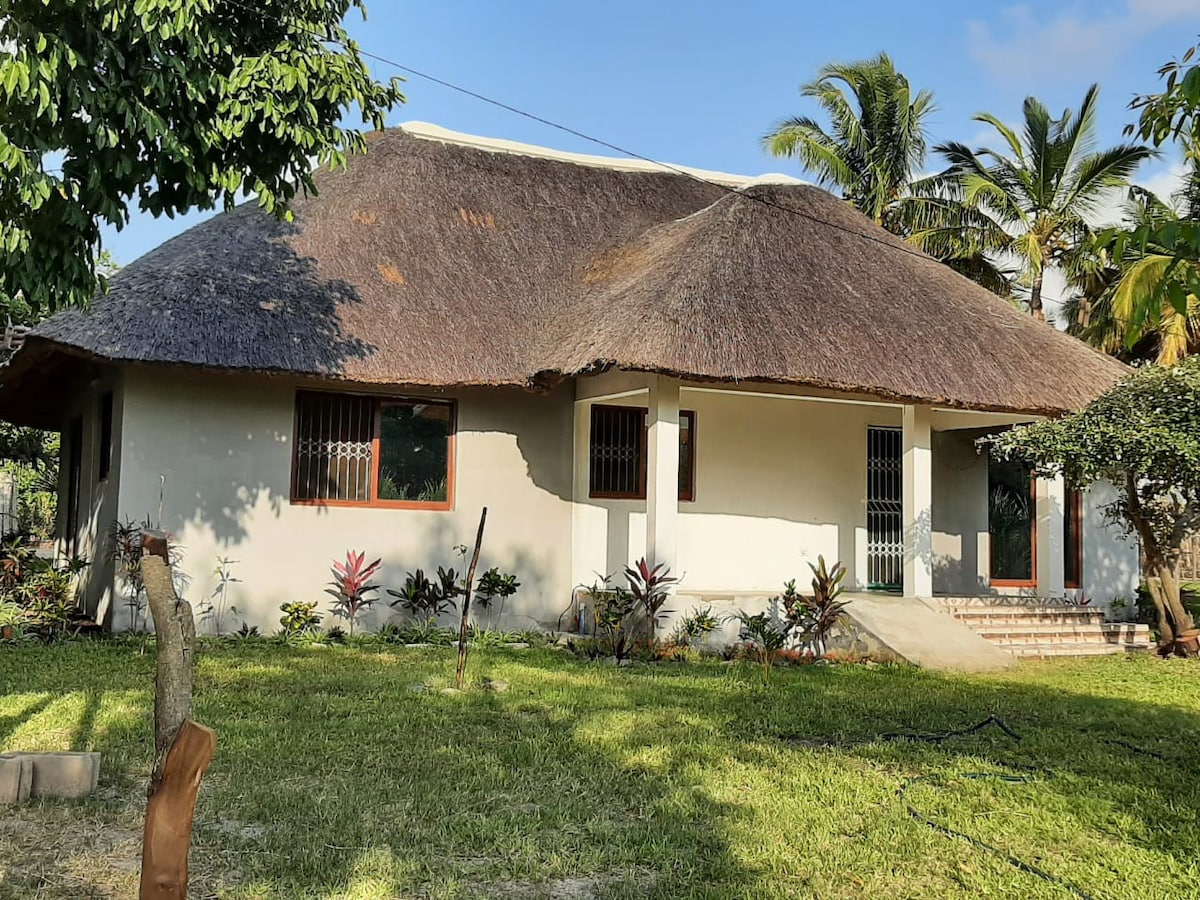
[140,530,195,789]
[138,529,216,900]
[139,720,216,900]
[455,508,488,689]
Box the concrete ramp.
[840,593,1015,672]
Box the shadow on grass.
[0,694,54,746]
[2,644,1199,898]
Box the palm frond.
[1062,144,1157,215]
[1020,95,1054,208]
[944,255,1017,297]
[763,118,857,192]
[973,113,1025,163]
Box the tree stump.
[138,529,215,899]
[139,721,216,900]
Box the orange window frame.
[587,405,695,502]
[290,392,456,511]
[1064,489,1084,590]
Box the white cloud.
[966,1,1200,84]
[1137,161,1189,211]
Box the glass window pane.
[1064,490,1082,587]
[378,401,452,502]
[989,458,1034,582]
[678,413,694,500]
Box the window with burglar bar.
[588,405,695,501]
[291,391,454,508]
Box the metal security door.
[866,427,902,591]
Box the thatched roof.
[2,123,1126,423]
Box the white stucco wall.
[931,430,990,595]
[95,368,1142,633]
[114,371,575,634]
[1078,480,1141,612]
[573,387,904,593]
[58,369,123,622]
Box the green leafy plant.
[567,636,607,660]
[736,611,792,684]
[232,622,261,642]
[674,606,721,647]
[198,556,240,637]
[326,550,382,635]
[0,533,86,640]
[624,558,679,642]
[781,556,851,658]
[398,618,455,646]
[279,601,322,640]
[0,599,25,641]
[376,623,406,644]
[475,567,521,627]
[515,628,549,647]
[388,566,463,620]
[109,515,183,632]
[592,581,639,662]
[0,435,58,542]
[467,626,520,650]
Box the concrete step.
[1008,641,1153,659]
[937,603,1152,659]
[949,607,1107,627]
[976,624,1151,645]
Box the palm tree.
[935,85,1155,320]
[763,54,1014,294]
[1064,164,1200,365]
[764,53,933,226]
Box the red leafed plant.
[326,550,382,635]
[624,557,679,642]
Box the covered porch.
[570,371,1080,604]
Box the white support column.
[902,405,933,598]
[1036,473,1066,598]
[645,376,680,571]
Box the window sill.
[290,498,454,512]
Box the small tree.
[989,358,1200,656]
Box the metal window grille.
[293,392,374,502]
[588,407,696,500]
[867,426,903,591]
[589,406,644,498]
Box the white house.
[0,124,1141,645]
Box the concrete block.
[27,752,102,799]
[0,753,33,805]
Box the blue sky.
[102,0,1199,265]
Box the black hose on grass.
[778,716,1170,900]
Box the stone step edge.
[1009,643,1152,657]
[972,623,1150,635]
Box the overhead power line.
[217,0,965,269]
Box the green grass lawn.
[1,643,1198,899]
